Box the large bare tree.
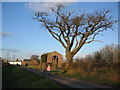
[34,4,117,70]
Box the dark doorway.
[52,56,58,63]
[52,56,58,69]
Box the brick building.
[22,59,39,66]
[41,51,63,68]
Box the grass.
[27,65,37,69]
[17,65,119,87]
[2,65,69,88]
[51,70,119,87]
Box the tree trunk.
[65,50,73,72]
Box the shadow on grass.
[2,65,69,88]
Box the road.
[22,66,114,89]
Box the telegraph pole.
[13,54,15,61]
[7,52,9,60]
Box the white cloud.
[26,0,80,12]
[27,2,70,12]
[30,0,79,2]
[1,0,119,2]
[27,2,54,12]
[26,0,119,12]
[2,0,79,2]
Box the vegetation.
[22,44,119,87]
[2,66,68,88]
[58,44,119,87]
[41,54,47,63]
[34,4,117,71]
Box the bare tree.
[34,4,117,70]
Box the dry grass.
[26,57,119,87]
[65,60,119,87]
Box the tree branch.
[34,4,117,61]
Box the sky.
[0,1,119,61]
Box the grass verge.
[51,70,119,87]
[2,65,68,88]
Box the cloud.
[0,32,15,37]
[27,2,62,12]
[29,0,79,2]
[0,49,20,52]
[2,0,119,2]
[26,0,79,12]
[2,0,79,2]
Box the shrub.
[41,54,47,63]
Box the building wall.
[22,59,39,66]
[47,51,63,67]
[22,60,31,66]
[29,60,39,65]
[9,61,22,65]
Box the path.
[22,66,114,89]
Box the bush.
[41,54,47,63]
[63,44,120,86]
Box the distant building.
[22,58,39,66]
[22,52,63,69]
[30,55,39,60]
[22,59,31,66]
[41,51,63,68]
[2,60,8,65]
[8,61,22,66]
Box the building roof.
[8,60,22,62]
[43,51,62,56]
[24,59,31,61]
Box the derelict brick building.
[41,51,63,67]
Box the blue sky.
[1,2,118,60]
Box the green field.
[2,65,68,88]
